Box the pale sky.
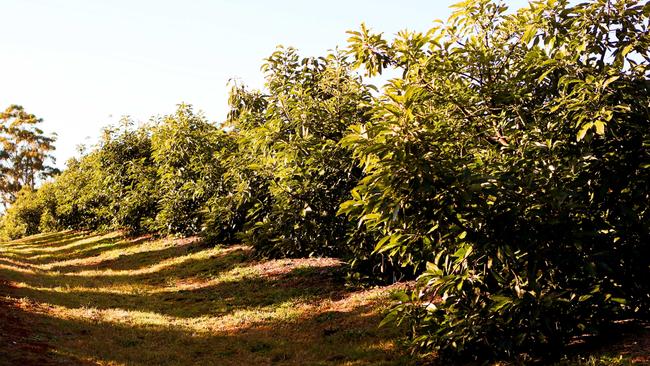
[1,0,530,168]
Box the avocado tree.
[96,119,159,234]
[224,47,382,268]
[152,104,233,236]
[342,0,650,359]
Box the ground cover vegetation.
[0,231,411,365]
[1,0,648,363]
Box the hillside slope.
[0,231,411,365]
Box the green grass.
[3,231,647,365]
[0,231,413,366]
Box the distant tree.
[0,105,58,208]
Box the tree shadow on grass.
[2,234,353,320]
[1,231,412,365]
[51,237,211,273]
[20,236,151,266]
[0,245,249,286]
[0,295,96,366]
[2,258,347,318]
[6,230,89,249]
[3,234,124,264]
[43,236,168,272]
[3,232,209,275]
[7,235,215,276]
[0,287,411,366]
[0,258,39,271]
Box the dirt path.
[0,231,411,366]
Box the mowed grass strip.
[0,231,413,366]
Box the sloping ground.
[0,231,412,366]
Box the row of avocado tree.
[2,0,648,361]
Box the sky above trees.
[0,0,528,168]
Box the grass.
[2,231,647,366]
[0,230,414,366]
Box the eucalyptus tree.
[0,105,57,208]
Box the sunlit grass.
[0,231,412,365]
[3,231,121,257]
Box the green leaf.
[594,121,605,135]
[577,123,592,141]
[522,26,537,44]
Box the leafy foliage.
[97,119,159,234]
[343,0,650,360]
[152,104,235,236]
[227,48,375,259]
[0,185,53,239]
[52,152,111,230]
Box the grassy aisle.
[0,231,412,366]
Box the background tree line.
[0,104,57,211]
[1,0,648,362]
